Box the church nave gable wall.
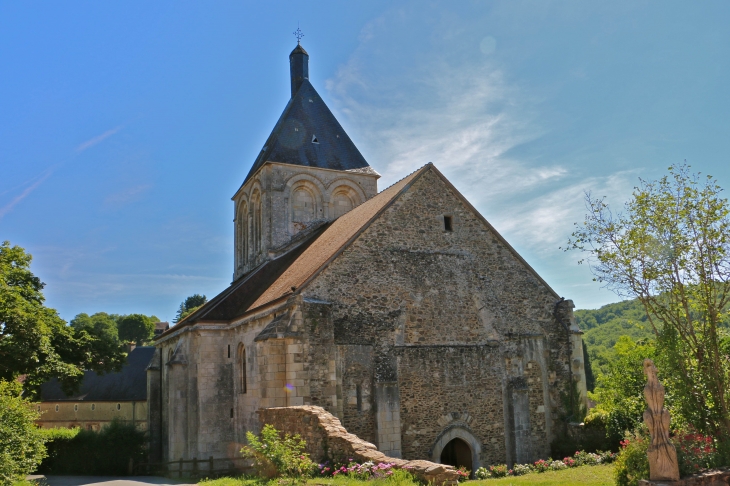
[299,167,575,463]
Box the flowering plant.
[474,467,491,479]
[674,430,719,477]
[512,464,531,476]
[532,459,550,473]
[574,451,601,466]
[549,460,567,471]
[562,457,577,468]
[456,466,470,481]
[488,464,509,477]
[318,460,397,479]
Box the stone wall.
[302,168,575,464]
[258,405,460,485]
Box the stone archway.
[440,437,472,471]
[431,426,482,475]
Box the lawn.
[199,464,615,486]
[470,464,615,486]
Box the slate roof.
[39,347,156,402]
[239,48,369,187]
[158,163,559,337]
[179,223,330,324]
[161,166,427,334]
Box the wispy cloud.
[326,12,560,205]
[75,126,122,153]
[491,170,639,254]
[105,184,153,206]
[0,169,54,220]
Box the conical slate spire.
[289,44,309,98]
[239,45,370,186]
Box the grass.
[198,465,616,486]
[471,464,615,486]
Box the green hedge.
[36,419,146,475]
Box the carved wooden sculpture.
[643,359,679,481]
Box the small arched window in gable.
[238,343,247,394]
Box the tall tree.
[174,294,207,323]
[117,314,155,345]
[0,242,126,395]
[70,312,119,344]
[567,165,730,443]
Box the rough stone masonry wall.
[302,168,574,463]
[396,346,506,465]
[258,406,460,485]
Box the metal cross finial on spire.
[293,24,304,45]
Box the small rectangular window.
[230,408,234,418]
[227,345,231,359]
[444,216,453,232]
[356,384,363,412]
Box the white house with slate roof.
[149,43,588,472]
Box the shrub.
[574,451,601,466]
[532,459,550,473]
[614,435,649,486]
[549,460,567,471]
[36,419,146,475]
[241,424,315,478]
[0,381,47,484]
[319,461,398,479]
[675,430,720,476]
[512,464,531,476]
[487,464,509,477]
[598,450,617,463]
[474,467,490,479]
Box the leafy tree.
[0,242,125,396]
[70,312,119,344]
[567,164,730,443]
[174,294,207,323]
[589,336,657,444]
[0,380,47,483]
[117,314,154,345]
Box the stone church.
[148,43,588,472]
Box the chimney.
[289,44,309,98]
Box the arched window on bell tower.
[237,201,249,269]
[250,191,262,256]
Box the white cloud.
[76,126,122,153]
[0,168,53,220]
[490,170,639,254]
[325,12,562,206]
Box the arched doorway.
[431,425,482,474]
[440,438,473,472]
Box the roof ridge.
[371,162,431,196]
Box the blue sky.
[1,1,729,323]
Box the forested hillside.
[575,299,656,385]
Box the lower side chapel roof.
[158,163,558,338]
